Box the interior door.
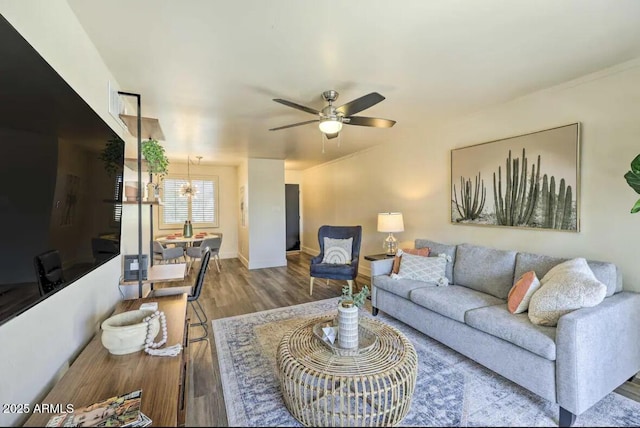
[285,184,300,251]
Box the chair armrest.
[370,258,394,276]
[556,291,640,415]
[311,254,323,264]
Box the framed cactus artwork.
[450,123,580,231]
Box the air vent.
[108,80,127,129]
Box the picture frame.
[450,123,580,231]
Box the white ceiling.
[67,0,640,170]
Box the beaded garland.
[144,310,183,357]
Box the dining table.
[155,232,221,247]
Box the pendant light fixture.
[179,156,201,199]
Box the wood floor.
[168,252,640,427]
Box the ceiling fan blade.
[273,98,320,115]
[325,132,339,140]
[335,92,385,116]
[346,116,396,128]
[269,119,318,131]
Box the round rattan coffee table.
[276,316,418,427]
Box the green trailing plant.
[492,148,540,226]
[452,172,486,221]
[339,284,370,309]
[624,154,640,214]
[538,175,573,229]
[98,136,125,176]
[141,138,169,182]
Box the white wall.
[247,158,287,269]
[303,58,640,287]
[0,2,128,425]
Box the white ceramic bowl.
[101,309,160,355]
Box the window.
[159,174,219,229]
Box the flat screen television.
[0,15,124,326]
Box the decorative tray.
[312,319,378,356]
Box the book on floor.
[45,389,146,427]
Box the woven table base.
[276,316,418,427]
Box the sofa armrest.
[371,258,394,277]
[556,291,640,415]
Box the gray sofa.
[370,239,640,427]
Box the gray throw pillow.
[321,237,353,264]
[394,253,449,286]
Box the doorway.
[285,184,300,252]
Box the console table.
[23,294,189,427]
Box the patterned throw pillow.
[528,258,606,326]
[507,271,541,314]
[391,247,430,274]
[321,237,353,264]
[395,253,449,285]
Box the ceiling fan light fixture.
[319,118,342,134]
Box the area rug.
[213,298,640,427]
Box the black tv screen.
[0,15,124,326]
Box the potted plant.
[337,284,370,349]
[141,138,170,201]
[624,154,640,213]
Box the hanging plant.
[624,154,640,213]
[98,136,125,176]
[141,138,170,182]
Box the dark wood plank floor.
[159,252,640,427]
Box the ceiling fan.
[269,90,396,139]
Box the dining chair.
[153,240,185,264]
[150,247,211,342]
[33,249,65,296]
[186,236,222,273]
[309,225,362,296]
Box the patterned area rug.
[213,298,640,427]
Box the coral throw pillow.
[391,248,430,274]
[507,271,541,314]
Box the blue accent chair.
[309,225,362,296]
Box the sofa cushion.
[514,252,619,297]
[396,253,448,285]
[415,239,456,282]
[373,274,434,300]
[453,243,517,299]
[409,285,504,323]
[465,304,557,360]
[528,258,607,327]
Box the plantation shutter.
[191,179,215,224]
[162,178,189,225]
[159,175,219,229]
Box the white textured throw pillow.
[321,237,353,264]
[528,258,606,326]
[394,253,449,286]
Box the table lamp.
[377,212,404,255]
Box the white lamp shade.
[377,212,404,232]
[319,119,343,134]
